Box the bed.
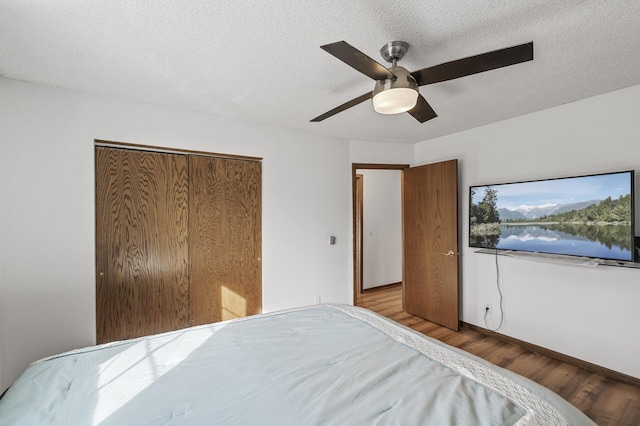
[0,304,595,425]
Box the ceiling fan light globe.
[372,88,418,114]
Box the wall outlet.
[484,302,492,313]
[314,295,322,305]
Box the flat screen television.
[469,170,635,261]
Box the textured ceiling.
[1,1,639,143]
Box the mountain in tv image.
[497,199,602,221]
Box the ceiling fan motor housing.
[373,65,418,94]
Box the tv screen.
[469,171,635,261]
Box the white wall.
[0,77,352,391]
[358,169,402,289]
[415,84,640,379]
[349,139,413,165]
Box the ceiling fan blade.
[310,92,373,122]
[411,42,533,86]
[321,41,396,81]
[407,94,437,123]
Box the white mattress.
[0,304,595,425]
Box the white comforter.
[0,304,595,425]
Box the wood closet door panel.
[96,147,190,344]
[189,156,262,325]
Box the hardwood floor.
[357,284,640,426]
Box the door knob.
[441,250,455,256]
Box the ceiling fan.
[311,40,533,123]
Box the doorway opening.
[352,163,409,306]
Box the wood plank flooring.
[357,284,640,426]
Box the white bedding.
[0,304,595,425]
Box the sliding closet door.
[189,155,262,325]
[96,147,190,344]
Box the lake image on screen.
[469,173,633,261]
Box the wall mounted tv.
[469,170,635,261]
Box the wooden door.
[96,147,190,343]
[402,159,459,331]
[189,156,262,325]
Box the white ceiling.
[1,1,639,144]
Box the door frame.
[355,174,364,295]
[352,163,409,305]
